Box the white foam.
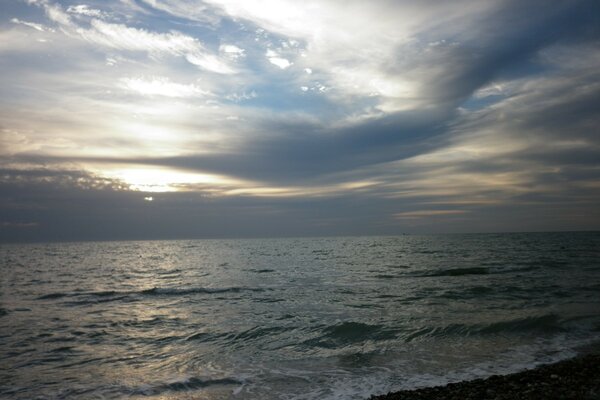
[231,332,600,400]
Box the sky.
[1,0,599,242]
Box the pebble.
[369,354,600,400]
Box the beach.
[370,353,600,400]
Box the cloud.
[120,77,211,98]
[1,161,597,243]
[394,210,469,219]
[10,18,50,32]
[28,0,235,73]
[43,1,74,26]
[0,166,385,241]
[266,49,292,69]
[66,4,108,19]
[0,166,129,191]
[138,0,222,26]
[0,221,38,229]
[220,44,245,60]
[80,19,197,55]
[226,90,257,102]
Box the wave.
[141,286,265,296]
[303,322,398,348]
[491,265,541,275]
[436,285,494,299]
[36,286,266,303]
[375,274,398,279]
[234,326,291,341]
[37,292,69,299]
[185,332,212,342]
[403,314,563,342]
[131,376,242,396]
[37,290,119,300]
[411,264,542,279]
[418,267,489,277]
[186,325,291,346]
[156,269,182,275]
[299,315,565,348]
[302,314,565,348]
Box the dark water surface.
[1,232,599,399]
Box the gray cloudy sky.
[1,0,599,242]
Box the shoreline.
[369,353,600,400]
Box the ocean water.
[1,232,599,399]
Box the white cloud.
[121,77,210,98]
[268,57,292,69]
[139,0,221,26]
[219,44,245,60]
[28,1,235,74]
[266,49,292,69]
[185,53,235,74]
[44,2,74,26]
[226,90,257,102]
[81,20,235,73]
[199,0,496,113]
[81,19,190,52]
[66,5,108,19]
[10,18,49,32]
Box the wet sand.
[369,353,600,400]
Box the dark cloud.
[9,105,454,185]
[152,109,453,183]
[2,160,598,243]
[0,167,394,242]
[391,0,600,106]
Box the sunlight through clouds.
[101,167,234,193]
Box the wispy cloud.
[28,0,236,73]
[120,77,211,98]
[394,210,469,219]
[10,17,51,31]
[66,4,108,19]
[1,221,38,228]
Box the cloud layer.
[1,0,599,241]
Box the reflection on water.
[1,233,599,399]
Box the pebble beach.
[370,353,600,400]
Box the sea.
[1,232,599,400]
